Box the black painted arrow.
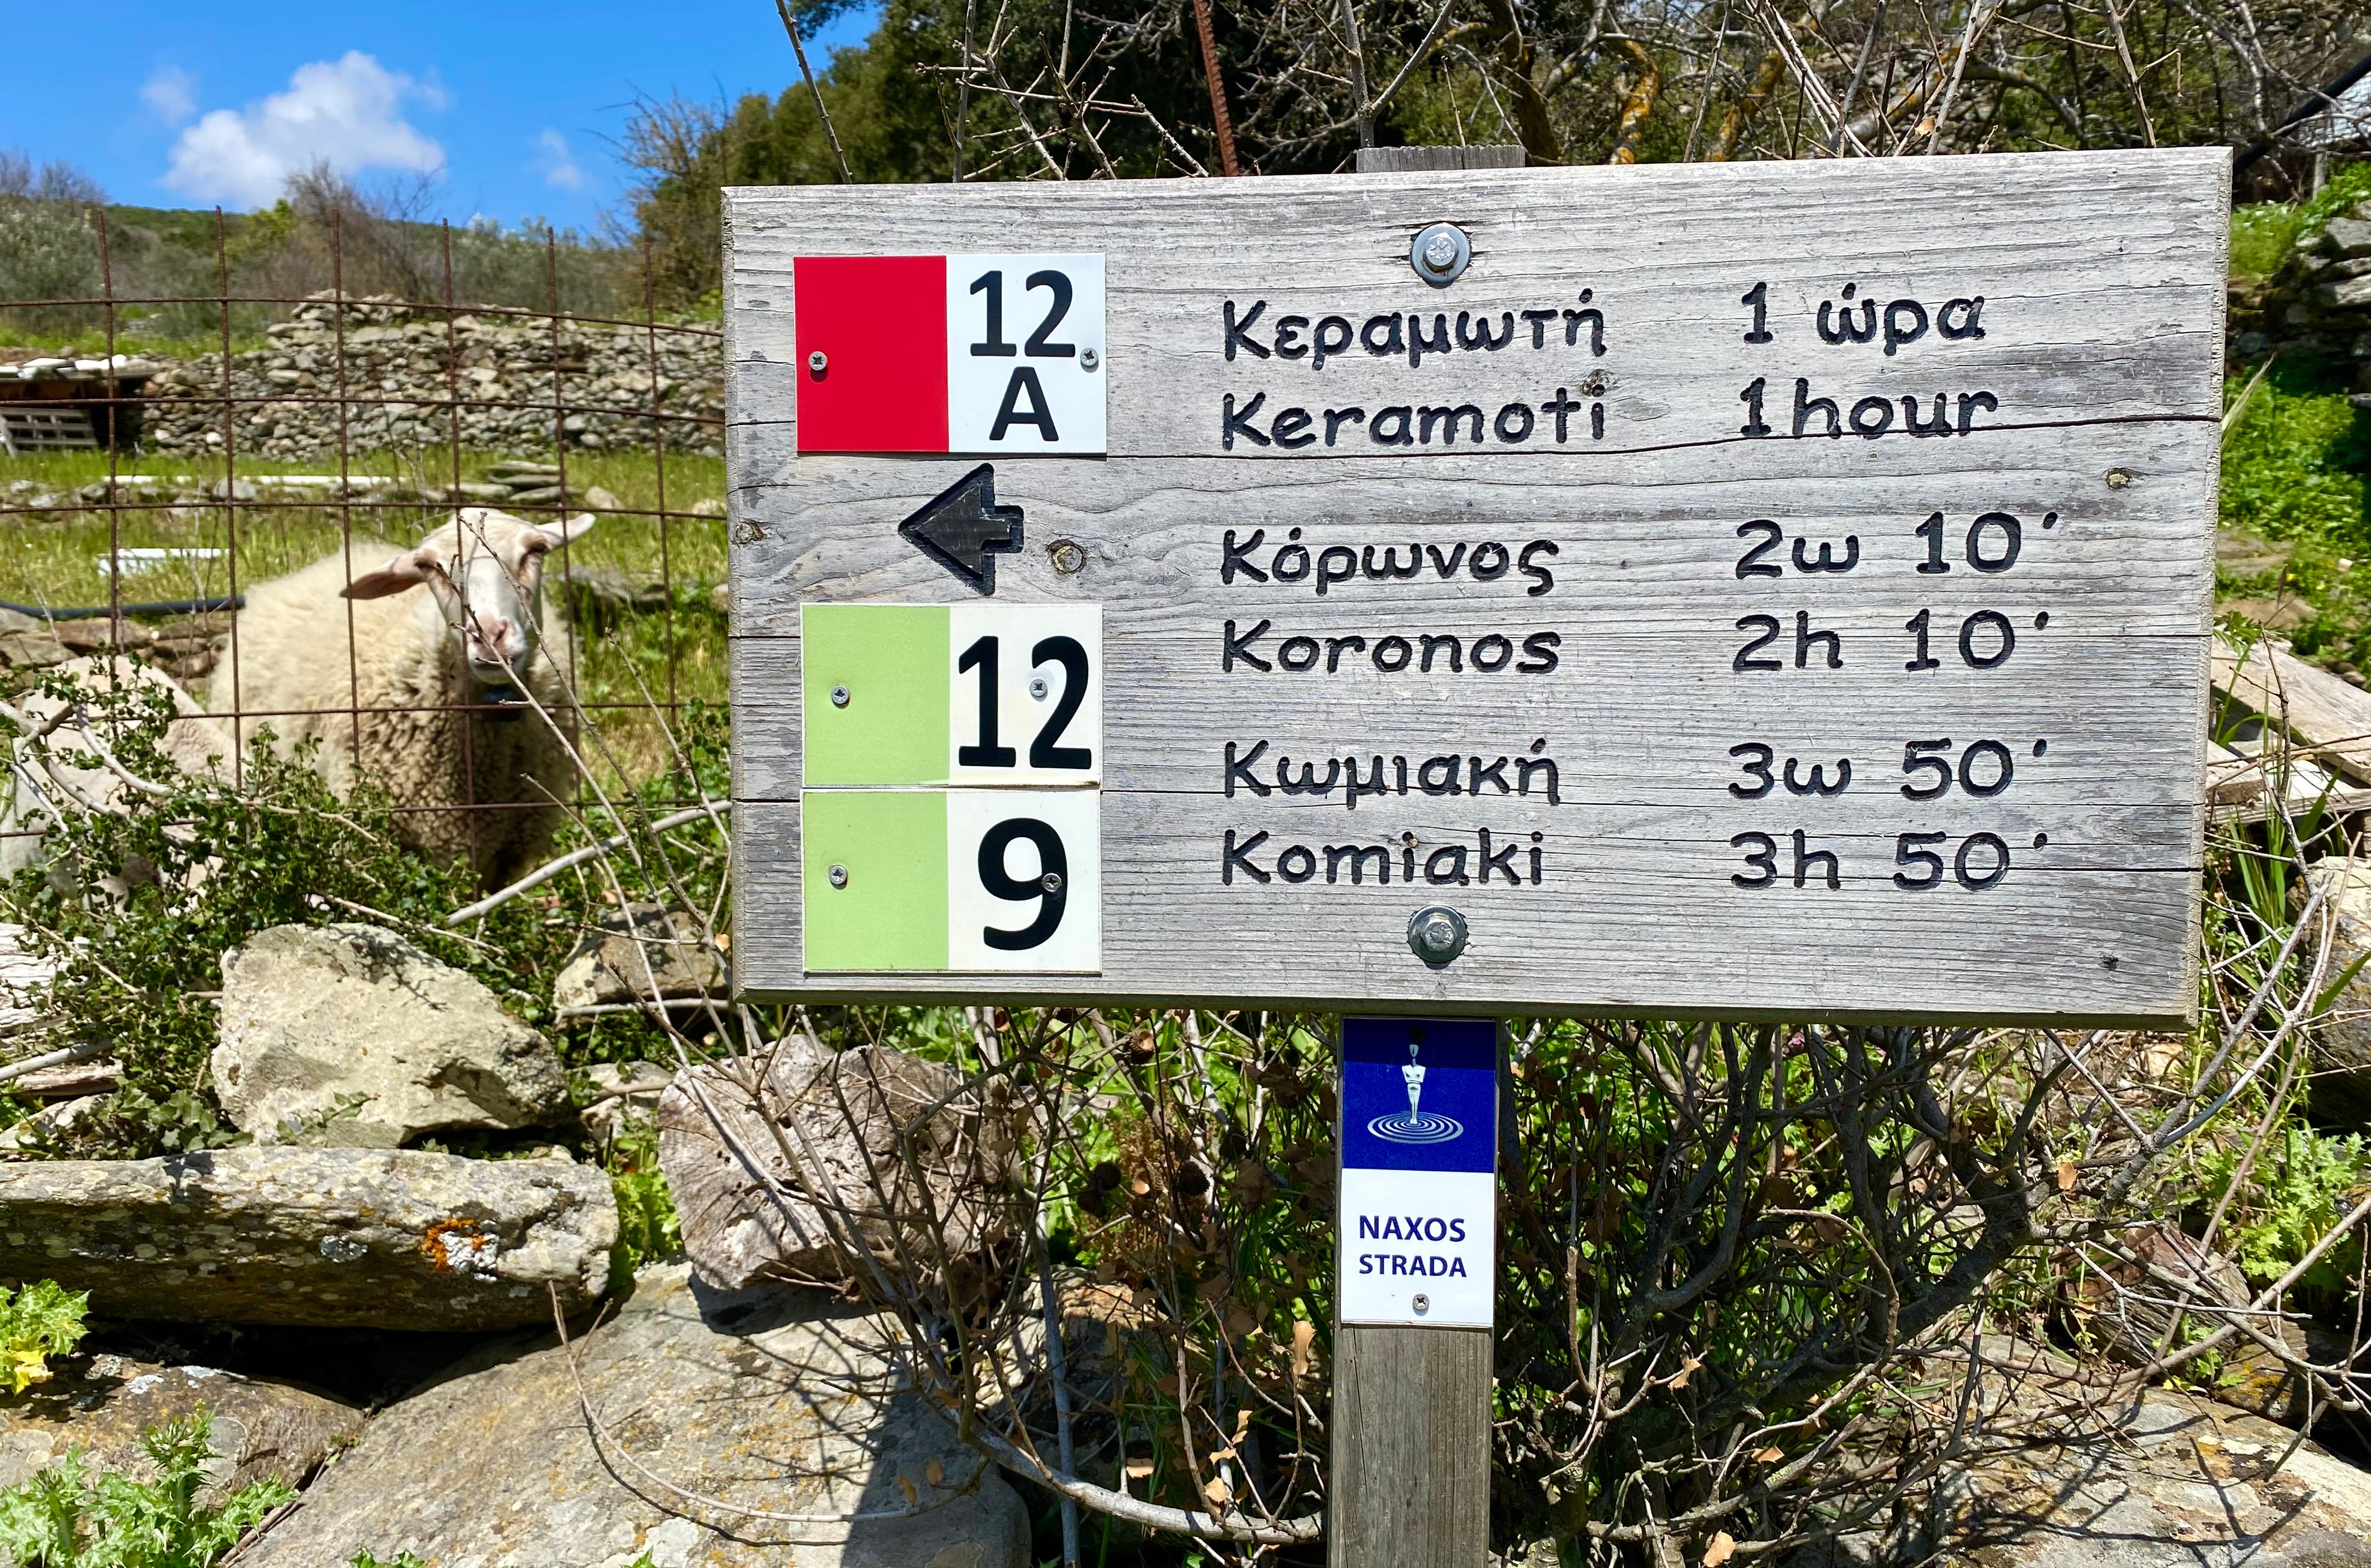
[897,463,1023,594]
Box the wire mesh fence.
[0,207,729,876]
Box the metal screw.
[1080,347,1100,372]
[830,684,850,708]
[2106,468,2132,489]
[1408,905,1469,966]
[1041,871,1065,893]
[1412,1292,1432,1315]
[1028,675,1050,700]
[827,864,849,889]
[1409,223,1472,288]
[1049,539,1086,575]
[807,351,828,374]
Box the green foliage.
[0,671,557,1159]
[346,1555,426,1568]
[2196,1125,2370,1295]
[2220,372,2369,552]
[0,1413,293,1568]
[0,1283,88,1395]
[606,1114,684,1280]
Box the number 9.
[977,818,1068,950]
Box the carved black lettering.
[1902,393,1950,436]
[1327,844,1391,884]
[1370,406,1415,445]
[1361,313,1405,358]
[1226,740,1272,797]
[1426,543,1468,577]
[1419,404,1485,444]
[1408,313,1451,368]
[1479,828,1522,885]
[1794,611,1842,669]
[1224,300,1271,360]
[1373,636,1413,672]
[1224,828,1272,884]
[1324,406,1367,445]
[1848,396,1894,438]
[1544,386,1585,442]
[1223,618,1272,672]
[1729,742,1775,798]
[1882,299,1929,357]
[1792,379,1841,438]
[1364,544,1421,580]
[1936,297,1986,339]
[1273,536,1310,581]
[1516,754,1560,801]
[1222,391,1271,449]
[1522,308,1559,348]
[1956,390,1998,433]
[1734,615,1782,672]
[1324,635,1367,671]
[1279,755,1340,793]
[1817,285,1877,343]
[1419,756,1462,795]
[1470,543,1510,580]
[1271,406,1316,448]
[1457,311,1515,351]
[1741,280,1771,343]
[1221,528,1268,583]
[1312,316,1354,370]
[1519,540,1558,596]
[1273,315,1310,360]
[1316,545,1357,596]
[1731,832,1778,888]
[1792,534,1859,573]
[1519,632,1561,674]
[1735,520,1783,578]
[1740,376,1771,437]
[1783,757,1851,795]
[1424,845,1471,884]
[1791,829,1840,889]
[1564,295,1607,354]
[1419,634,1463,672]
[1277,845,1317,883]
[1345,756,1388,807]
[1471,633,1513,671]
[1495,402,1536,442]
[1469,755,1511,795]
[1277,636,1321,671]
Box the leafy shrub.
[0,1413,292,1568]
[0,1282,88,1395]
[2196,1124,2370,1295]
[606,1114,683,1280]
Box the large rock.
[213,923,569,1147]
[658,1039,1013,1292]
[235,1264,1030,1568]
[0,1147,615,1329]
[552,902,728,1015]
[0,1353,360,1501]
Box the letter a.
[990,366,1059,442]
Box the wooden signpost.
[724,148,2228,1564]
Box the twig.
[774,0,854,182]
[446,801,729,925]
[0,1040,111,1087]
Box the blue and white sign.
[1337,1016,1497,1328]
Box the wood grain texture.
[2211,634,2371,783]
[1328,1325,1492,1568]
[725,149,2227,1024]
[1355,145,1527,173]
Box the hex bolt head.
[1412,1292,1432,1315]
[1080,347,1100,372]
[1049,539,1086,576]
[829,684,851,708]
[827,864,849,889]
[1041,871,1065,894]
[1409,223,1472,288]
[1407,905,1469,966]
[1028,675,1050,700]
[807,351,828,374]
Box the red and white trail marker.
[794,253,1107,455]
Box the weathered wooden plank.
[2211,634,2371,783]
[1355,145,1526,173]
[725,149,2225,1024]
[1328,1324,1491,1568]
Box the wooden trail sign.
[725,148,2228,1027]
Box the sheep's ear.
[532,513,597,551]
[342,552,437,600]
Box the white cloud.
[142,65,197,126]
[162,52,445,208]
[532,128,585,191]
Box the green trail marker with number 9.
[800,604,1102,972]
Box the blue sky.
[0,1,881,232]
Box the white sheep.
[209,507,595,888]
[1,654,232,880]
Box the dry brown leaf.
[896,1474,920,1506]
[1703,1531,1737,1568]
[2056,1160,2079,1193]
[1289,1318,1317,1381]
[1670,1354,1704,1390]
[1752,1446,1785,1464]
[1204,1476,1234,1505]
[1125,1459,1155,1479]
[924,1459,945,1487]
[1208,1443,1238,1462]
[1129,1177,1151,1196]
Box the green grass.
[2231,162,2371,280]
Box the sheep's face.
[342,508,597,689]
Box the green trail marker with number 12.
[800,603,1102,972]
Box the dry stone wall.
[2230,207,2371,391]
[139,292,725,461]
